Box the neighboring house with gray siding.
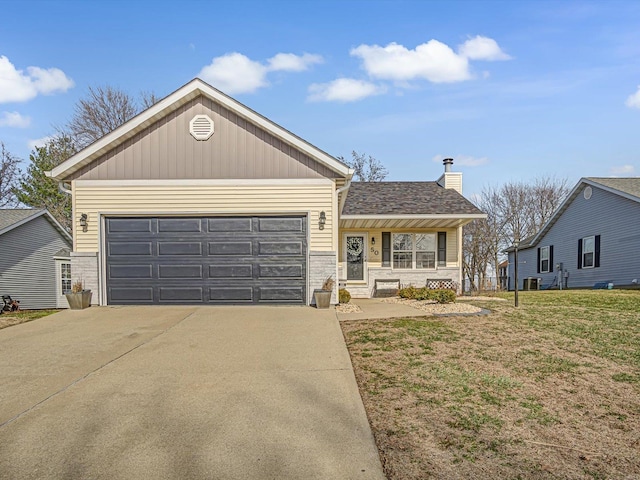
[0,209,72,309]
[506,178,640,290]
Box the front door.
[346,235,366,281]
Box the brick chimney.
[437,158,463,193]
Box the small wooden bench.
[374,279,401,298]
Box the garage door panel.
[209,287,254,302]
[259,217,303,232]
[209,264,253,278]
[208,218,253,232]
[107,218,152,233]
[259,241,303,256]
[208,242,252,256]
[157,218,202,233]
[259,265,303,278]
[158,242,202,256]
[158,265,203,279]
[109,265,153,279]
[110,287,154,302]
[106,215,306,305]
[109,242,153,256]
[259,287,304,302]
[159,287,204,302]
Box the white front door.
[55,260,71,308]
[345,234,367,282]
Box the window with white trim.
[540,246,550,273]
[582,236,595,268]
[61,263,71,294]
[392,233,436,269]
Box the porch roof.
[340,181,485,229]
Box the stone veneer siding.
[70,252,99,305]
[309,251,338,305]
[343,267,461,298]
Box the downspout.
[336,178,352,216]
[58,181,72,195]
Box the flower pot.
[314,289,332,309]
[65,290,92,310]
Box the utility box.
[523,277,540,291]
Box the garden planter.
[314,289,332,309]
[65,290,92,310]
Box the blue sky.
[1,0,639,196]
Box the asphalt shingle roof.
[0,209,42,233]
[342,182,483,216]
[586,177,640,200]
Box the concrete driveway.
[0,306,385,479]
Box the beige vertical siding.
[69,96,338,181]
[73,181,335,252]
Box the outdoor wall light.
[319,211,326,230]
[79,213,88,232]
[371,237,376,245]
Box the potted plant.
[65,280,92,310]
[314,275,334,309]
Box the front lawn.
[0,310,59,330]
[341,290,640,479]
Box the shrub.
[398,286,456,304]
[321,276,335,292]
[339,288,351,304]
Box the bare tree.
[340,151,388,181]
[0,142,21,207]
[463,176,570,291]
[67,86,159,148]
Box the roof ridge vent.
[189,114,215,140]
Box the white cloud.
[459,36,512,61]
[351,41,471,83]
[0,55,74,103]
[431,154,489,167]
[27,135,53,151]
[199,53,268,94]
[350,37,510,85]
[0,111,31,128]
[308,78,386,102]
[267,53,323,72]
[199,52,323,94]
[609,164,635,175]
[625,85,640,109]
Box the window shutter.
[577,239,583,269]
[382,232,391,267]
[537,248,541,274]
[438,232,447,266]
[550,246,554,272]
[595,235,601,268]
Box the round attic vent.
[189,114,214,141]
[584,186,592,200]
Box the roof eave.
[48,78,352,181]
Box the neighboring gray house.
[506,177,640,290]
[0,209,72,309]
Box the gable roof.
[0,209,72,242]
[48,78,353,181]
[341,182,485,229]
[508,177,640,252]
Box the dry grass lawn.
[0,310,58,330]
[341,290,640,479]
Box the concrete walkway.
[0,306,385,480]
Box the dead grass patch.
[342,290,640,479]
[0,310,59,330]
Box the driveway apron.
[0,306,384,480]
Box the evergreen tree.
[15,136,77,231]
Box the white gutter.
[336,179,352,216]
[58,181,72,195]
